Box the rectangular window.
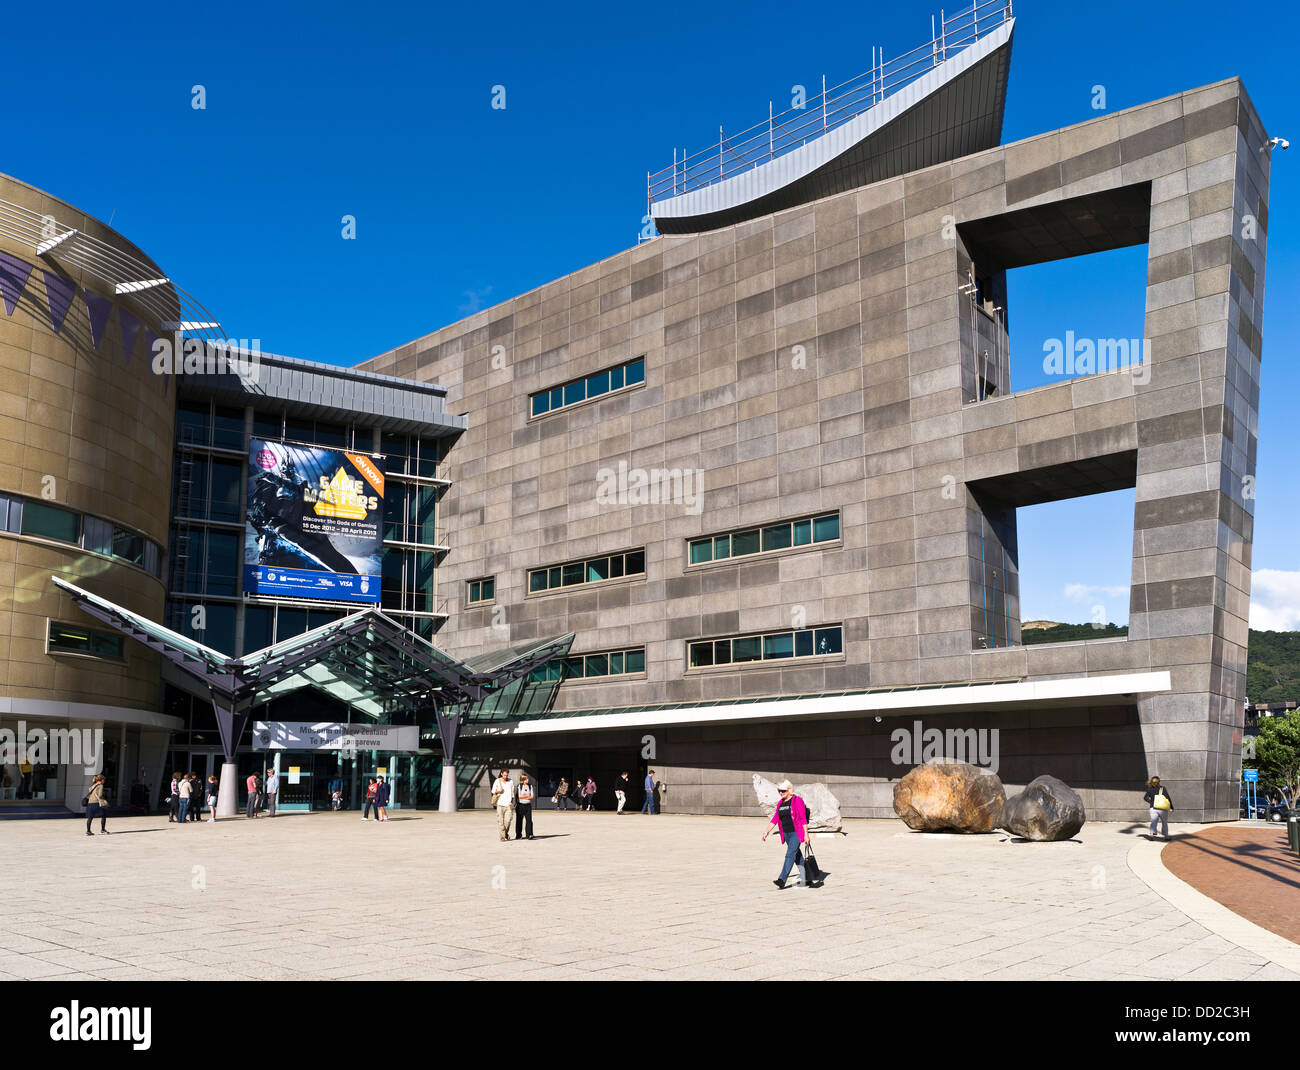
[688,513,841,566]
[624,649,646,674]
[22,501,79,543]
[554,647,644,679]
[212,406,244,451]
[82,516,113,556]
[530,550,645,594]
[688,625,844,669]
[585,653,607,677]
[529,356,646,418]
[48,621,124,661]
[467,578,495,605]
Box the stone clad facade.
[361,78,1269,822]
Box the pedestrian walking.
[516,773,535,839]
[265,768,280,818]
[331,787,342,811]
[375,776,390,822]
[245,771,259,819]
[582,775,597,811]
[554,777,570,810]
[1144,776,1174,840]
[762,779,816,889]
[640,770,656,814]
[177,770,193,823]
[84,773,110,836]
[615,772,629,814]
[168,772,181,822]
[362,777,378,820]
[492,769,515,841]
[206,775,219,823]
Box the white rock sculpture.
[752,773,843,833]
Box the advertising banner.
[253,721,421,753]
[244,438,385,604]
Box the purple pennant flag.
[42,271,75,333]
[0,252,34,315]
[119,308,141,365]
[84,290,113,349]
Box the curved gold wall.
[0,173,174,712]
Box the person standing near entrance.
[492,770,514,841]
[265,768,280,818]
[362,777,378,820]
[206,775,219,823]
[374,776,390,822]
[189,773,203,821]
[615,772,629,814]
[555,777,571,811]
[169,772,181,822]
[84,774,109,836]
[641,770,656,814]
[245,771,259,819]
[516,773,535,840]
[177,772,192,824]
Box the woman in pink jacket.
[761,779,815,889]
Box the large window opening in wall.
[1016,488,1136,643]
[958,183,1153,399]
[1006,246,1149,394]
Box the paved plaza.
[1,811,1296,981]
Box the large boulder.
[752,774,843,833]
[892,758,1005,833]
[1001,775,1086,841]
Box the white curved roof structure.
[650,10,1014,233]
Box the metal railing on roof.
[646,0,1012,207]
[0,196,227,347]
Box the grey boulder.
[752,774,843,833]
[1001,775,1086,841]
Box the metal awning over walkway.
[52,577,573,773]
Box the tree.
[1248,710,1300,807]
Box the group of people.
[361,776,392,821]
[243,769,281,818]
[550,771,659,814]
[167,771,219,824]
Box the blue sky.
[3,0,1296,627]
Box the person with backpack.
[362,777,378,821]
[1144,776,1174,840]
[374,776,390,822]
[84,774,109,836]
[761,779,817,890]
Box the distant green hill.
[1022,623,1300,703]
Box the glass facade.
[47,620,125,660]
[689,512,840,565]
[166,399,452,659]
[529,356,645,417]
[688,625,843,668]
[529,647,646,683]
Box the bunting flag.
[119,308,141,365]
[0,252,34,315]
[43,270,76,333]
[84,290,113,349]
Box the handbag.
[1153,793,1171,811]
[802,841,823,882]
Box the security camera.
[1269,137,1289,151]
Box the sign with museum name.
[253,721,420,753]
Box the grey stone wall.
[363,78,1269,822]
